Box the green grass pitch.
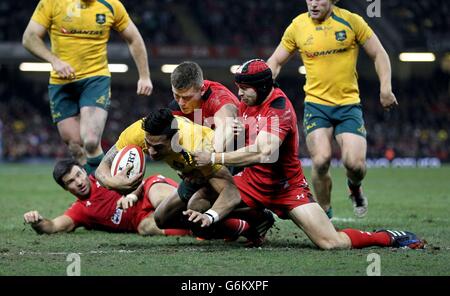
[0,162,449,275]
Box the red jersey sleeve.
[205,92,239,115]
[260,100,293,142]
[64,201,90,228]
[203,81,239,117]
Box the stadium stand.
[0,0,448,162]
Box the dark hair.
[142,108,178,138]
[170,61,203,90]
[53,159,82,189]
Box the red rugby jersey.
[64,175,177,232]
[238,88,308,193]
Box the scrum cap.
[234,59,274,104]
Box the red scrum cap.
[234,59,274,104]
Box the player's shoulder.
[204,80,234,97]
[104,0,124,6]
[204,81,239,110]
[291,12,309,24]
[126,118,145,131]
[269,96,287,110]
[284,12,310,33]
[175,114,208,132]
[100,0,127,12]
[334,6,368,27]
[268,89,291,109]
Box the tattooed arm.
[95,145,143,193]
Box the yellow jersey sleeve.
[349,13,373,45]
[280,21,299,53]
[112,0,130,32]
[31,0,53,29]
[115,119,146,150]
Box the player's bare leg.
[80,106,107,157]
[288,203,351,249]
[57,116,86,164]
[80,106,108,174]
[137,215,164,236]
[306,127,334,217]
[154,190,189,229]
[288,203,425,249]
[336,132,368,217]
[137,215,191,237]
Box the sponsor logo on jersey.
[304,47,347,58]
[111,208,123,225]
[96,14,106,25]
[335,30,347,41]
[60,27,104,35]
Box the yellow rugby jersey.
[115,115,223,178]
[280,7,373,106]
[31,0,130,84]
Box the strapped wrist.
[204,209,219,223]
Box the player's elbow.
[22,31,32,49]
[94,163,110,186]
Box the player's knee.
[153,210,167,229]
[67,141,84,159]
[312,156,331,175]
[153,213,163,228]
[343,158,366,174]
[137,220,159,236]
[316,238,345,250]
[83,137,100,154]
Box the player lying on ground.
[23,159,189,236]
[192,59,425,250]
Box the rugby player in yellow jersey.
[267,0,398,218]
[95,108,243,231]
[22,0,153,174]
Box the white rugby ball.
[111,145,146,178]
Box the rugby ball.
[111,145,146,178]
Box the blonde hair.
[332,0,340,4]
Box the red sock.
[341,229,391,249]
[163,229,191,236]
[217,218,250,240]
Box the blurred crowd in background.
[1,67,448,162]
[0,0,449,162]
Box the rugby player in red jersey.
[192,59,425,250]
[23,159,190,236]
[168,61,239,152]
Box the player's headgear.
[234,59,274,105]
